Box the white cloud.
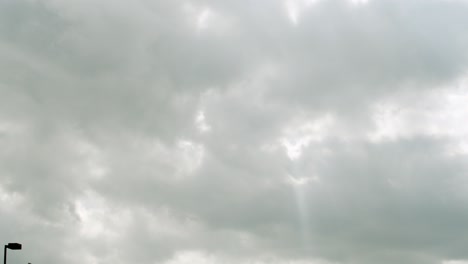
[164,251,216,264]
[280,114,334,160]
[443,261,468,264]
[195,110,212,133]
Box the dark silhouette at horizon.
[4,243,22,264]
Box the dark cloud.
[2,0,468,264]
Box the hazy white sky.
[2,0,468,263]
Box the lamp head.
[6,243,22,250]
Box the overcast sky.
[2,0,468,263]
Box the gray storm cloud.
[1,0,468,264]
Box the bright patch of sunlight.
[280,116,332,249]
[284,0,320,25]
[195,110,211,133]
[280,114,334,160]
[182,3,231,33]
[182,3,212,31]
[0,186,24,212]
[286,174,320,186]
[285,0,300,25]
[368,102,406,142]
[164,251,216,264]
[442,260,468,264]
[197,8,213,30]
[431,86,468,155]
[349,0,370,5]
[74,191,131,239]
[368,75,468,156]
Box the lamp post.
[4,243,22,264]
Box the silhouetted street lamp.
[4,243,22,264]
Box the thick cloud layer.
[2,0,468,264]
